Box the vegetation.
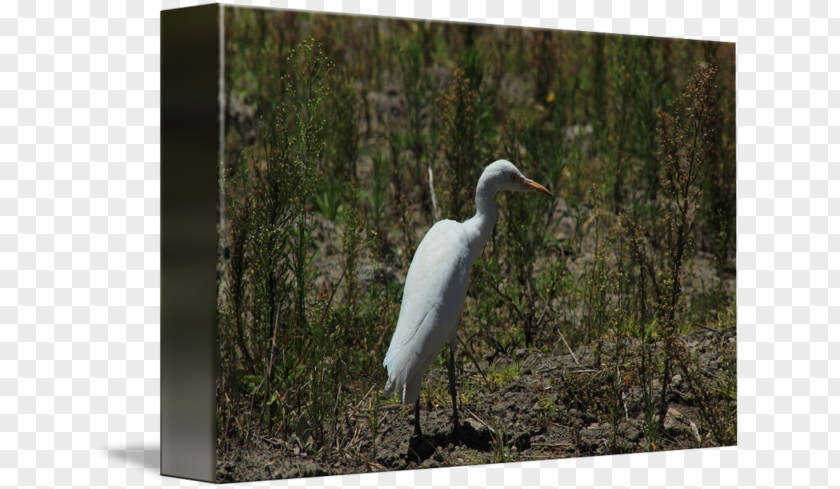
[216,9,735,481]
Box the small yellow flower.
[545,91,555,103]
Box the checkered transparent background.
[0,0,837,487]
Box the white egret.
[383,159,551,436]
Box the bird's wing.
[383,220,471,401]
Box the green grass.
[487,362,522,391]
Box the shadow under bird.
[382,159,551,437]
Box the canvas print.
[212,6,735,482]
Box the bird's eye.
[510,174,518,182]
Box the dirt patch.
[217,326,735,482]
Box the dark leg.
[413,398,422,437]
[448,339,460,435]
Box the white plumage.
[382,160,551,435]
[383,219,470,403]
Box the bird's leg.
[413,398,422,437]
[448,339,460,436]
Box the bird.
[382,159,551,437]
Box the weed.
[487,362,521,391]
[490,428,511,464]
[216,14,736,477]
[325,70,361,183]
[395,33,437,223]
[652,62,718,430]
[535,394,558,428]
[437,66,492,221]
[218,37,336,445]
[676,308,736,446]
[315,175,345,220]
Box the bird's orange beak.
[523,178,552,196]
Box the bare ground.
[216,325,735,483]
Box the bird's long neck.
[462,176,498,265]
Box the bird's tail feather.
[383,376,396,398]
[382,366,422,405]
[402,374,422,405]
